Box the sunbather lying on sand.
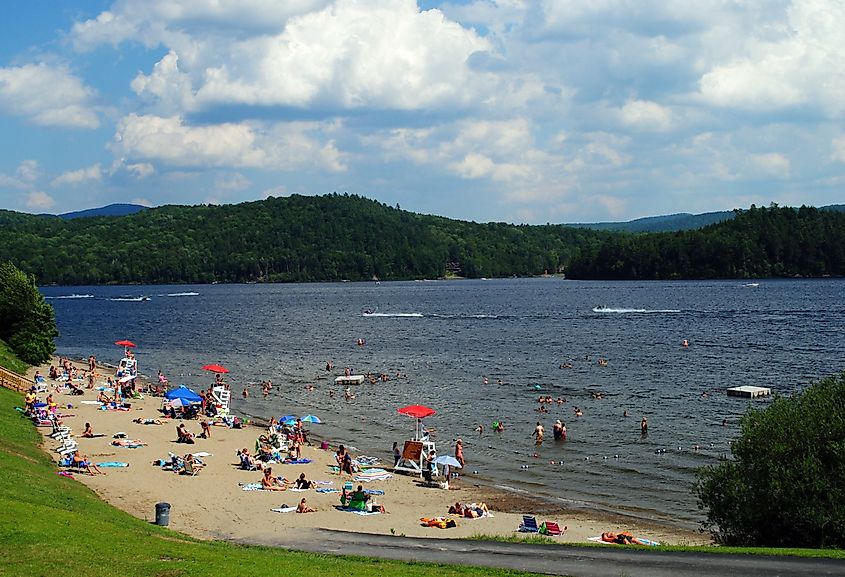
[133,418,163,425]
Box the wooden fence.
[0,365,33,394]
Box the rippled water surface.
[43,278,845,527]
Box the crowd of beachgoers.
[19,353,706,545]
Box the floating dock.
[727,385,771,398]
[335,375,365,385]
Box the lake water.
[42,278,845,528]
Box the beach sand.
[29,358,709,547]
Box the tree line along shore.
[1,196,844,285]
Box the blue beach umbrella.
[301,414,322,424]
[164,385,202,403]
[279,415,297,424]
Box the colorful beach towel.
[96,462,129,468]
[284,458,312,464]
[354,468,392,482]
[364,489,384,495]
[316,488,340,493]
[240,483,263,491]
[588,535,661,546]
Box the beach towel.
[335,506,380,515]
[57,471,74,478]
[271,506,296,513]
[420,517,457,528]
[363,489,384,495]
[314,480,333,486]
[316,488,340,493]
[354,468,392,482]
[80,400,102,405]
[588,535,661,546]
[240,483,263,491]
[191,452,212,457]
[356,456,380,466]
[284,458,312,464]
[96,462,129,468]
[290,488,310,492]
[112,439,145,448]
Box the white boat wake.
[363,312,423,318]
[592,307,681,314]
[45,294,94,299]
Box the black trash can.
[155,502,171,526]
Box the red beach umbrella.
[114,340,136,348]
[202,364,230,374]
[397,404,436,418]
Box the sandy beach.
[28,357,709,546]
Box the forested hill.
[568,204,845,279]
[1,196,843,285]
[0,194,603,285]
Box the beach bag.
[539,522,549,535]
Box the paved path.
[256,529,845,577]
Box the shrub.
[0,261,58,365]
[694,372,845,547]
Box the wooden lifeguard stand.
[211,386,231,417]
[393,410,438,477]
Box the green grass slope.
[0,339,28,375]
[0,386,539,577]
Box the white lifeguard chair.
[211,386,231,417]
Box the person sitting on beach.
[341,451,358,475]
[72,451,104,475]
[199,420,212,439]
[261,467,287,491]
[176,423,195,444]
[346,484,369,510]
[184,453,205,473]
[238,448,264,471]
[296,497,316,513]
[295,473,315,490]
[81,422,95,438]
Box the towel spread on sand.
[240,483,263,491]
[112,439,145,448]
[315,480,333,485]
[271,506,296,513]
[335,506,380,515]
[354,468,392,482]
[284,458,312,464]
[588,536,661,546]
[316,488,340,493]
[96,462,129,468]
[364,489,385,495]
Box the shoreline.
[30,356,709,546]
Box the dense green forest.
[568,204,845,279]
[0,194,603,284]
[1,196,843,285]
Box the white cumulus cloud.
[51,164,103,187]
[110,114,346,172]
[0,63,99,128]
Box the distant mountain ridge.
[571,205,844,232]
[58,203,147,219]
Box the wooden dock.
[335,375,365,386]
[727,385,771,398]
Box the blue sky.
[0,1,843,224]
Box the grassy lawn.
[0,386,544,577]
[0,339,28,375]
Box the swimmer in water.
[682,339,689,348]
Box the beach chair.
[56,438,78,455]
[518,515,540,533]
[540,521,563,536]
